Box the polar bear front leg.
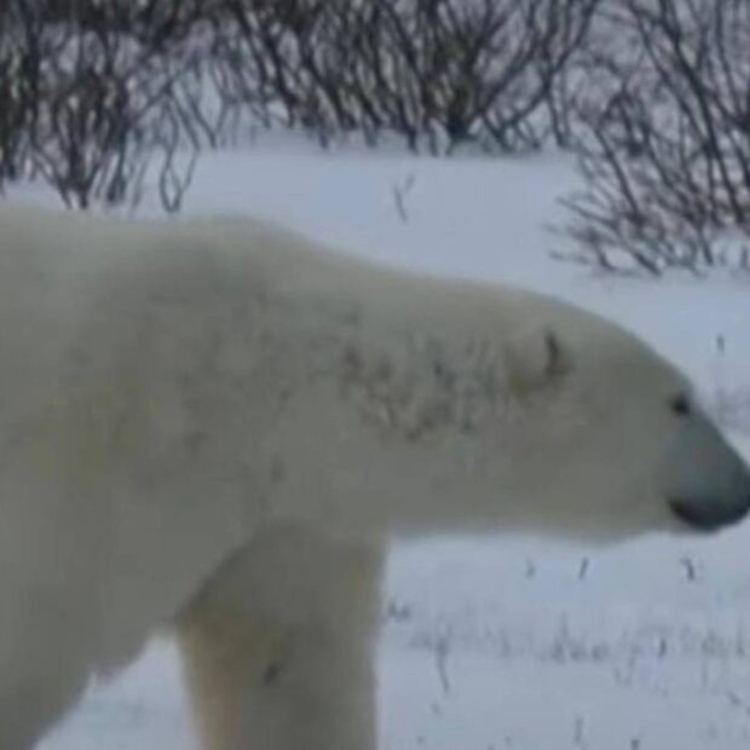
[176,525,384,750]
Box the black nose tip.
[670,497,750,532]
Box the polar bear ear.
[505,327,571,396]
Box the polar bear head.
[478,291,750,542]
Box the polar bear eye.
[670,393,691,417]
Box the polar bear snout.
[660,400,750,533]
[669,494,750,532]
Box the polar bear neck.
[229,221,571,540]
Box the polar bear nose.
[669,496,750,532]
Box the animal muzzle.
[669,496,750,532]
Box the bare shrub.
[0,0,601,212]
[561,0,750,275]
[0,0,210,211]
[212,0,599,153]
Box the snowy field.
[13,143,750,749]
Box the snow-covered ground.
[16,143,750,749]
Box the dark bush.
[561,0,750,275]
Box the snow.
[17,141,750,749]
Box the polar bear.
[0,206,748,750]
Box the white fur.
[0,206,747,750]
